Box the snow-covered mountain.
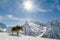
[23,21,46,36]
[42,20,60,39]
[0,22,7,32]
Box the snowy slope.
[0,32,58,40]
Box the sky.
[0,0,60,26]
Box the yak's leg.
[17,32,19,36]
[11,32,13,35]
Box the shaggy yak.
[11,25,23,36]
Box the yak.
[11,25,23,36]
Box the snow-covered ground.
[0,32,59,40]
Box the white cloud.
[6,15,27,21]
[0,0,7,3]
[57,6,60,11]
[33,0,59,13]
[0,15,34,21]
[34,7,52,13]
[0,0,8,5]
[0,16,2,18]
[52,0,59,4]
[37,8,48,12]
[6,15,36,22]
[7,15,13,18]
[7,15,20,20]
[0,16,3,21]
[0,15,38,23]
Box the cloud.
[57,6,60,11]
[7,15,13,18]
[37,8,49,12]
[0,15,35,22]
[52,0,59,4]
[0,16,3,21]
[58,7,60,11]
[33,0,59,13]
[6,15,27,21]
[7,15,21,21]
[34,7,52,13]
[6,15,36,21]
[0,0,7,3]
[0,16,2,18]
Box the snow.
[0,32,58,40]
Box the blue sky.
[0,0,60,26]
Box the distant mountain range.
[0,22,7,32]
